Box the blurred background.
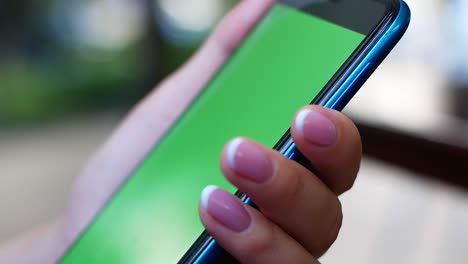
[0,0,467,263]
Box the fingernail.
[227,138,275,183]
[201,186,251,232]
[296,109,337,147]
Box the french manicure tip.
[201,185,219,210]
[227,138,244,169]
[296,109,313,136]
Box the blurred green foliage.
[0,0,238,126]
[0,44,148,124]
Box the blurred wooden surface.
[357,121,468,189]
[347,60,468,189]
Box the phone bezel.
[282,0,395,35]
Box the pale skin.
[0,0,362,263]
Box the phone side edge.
[324,0,411,111]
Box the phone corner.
[396,0,411,31]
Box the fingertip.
[200,185,219,210]
[293,106,338,148]
[295,108,313,138]
[291,105,361,195]
[199,187,252,233]
[225,137,244,170]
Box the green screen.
[61,4,364,263]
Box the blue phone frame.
[181,1,411,263]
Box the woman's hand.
[200,105,361,263]
[0,0,361,263]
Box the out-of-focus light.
[159,0,223,32]
[50,0,146,51]
[446,0,468,83]
[156,0,224,45]
[74,0,146,50]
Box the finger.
[220,138,342,257]
[291,106,362,195]
[199,186,318,264]
[62,0,275,251]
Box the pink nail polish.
[227,138,274,183]
[296,109,337,147]
[201,186,251,232]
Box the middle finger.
[220,137,342,257]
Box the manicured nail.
[201,186,251,232]
[227,138,275,183]
[296,109,337,147]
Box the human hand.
[0,1,361,263]
[199,103,361,263]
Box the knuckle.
[340,163,359,194]
[314,199,343,257]
[337,121,362,194]
[241,223,278,260]
[282,163,307,202]
[339,112,362,150]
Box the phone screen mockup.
[61,4,366,263]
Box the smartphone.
[59,0,410,263]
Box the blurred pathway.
[0,113,121,242]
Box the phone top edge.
[322,0,410,110]
[180,1,410,263]
[311,0,401,107]
[280,0,396,35]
